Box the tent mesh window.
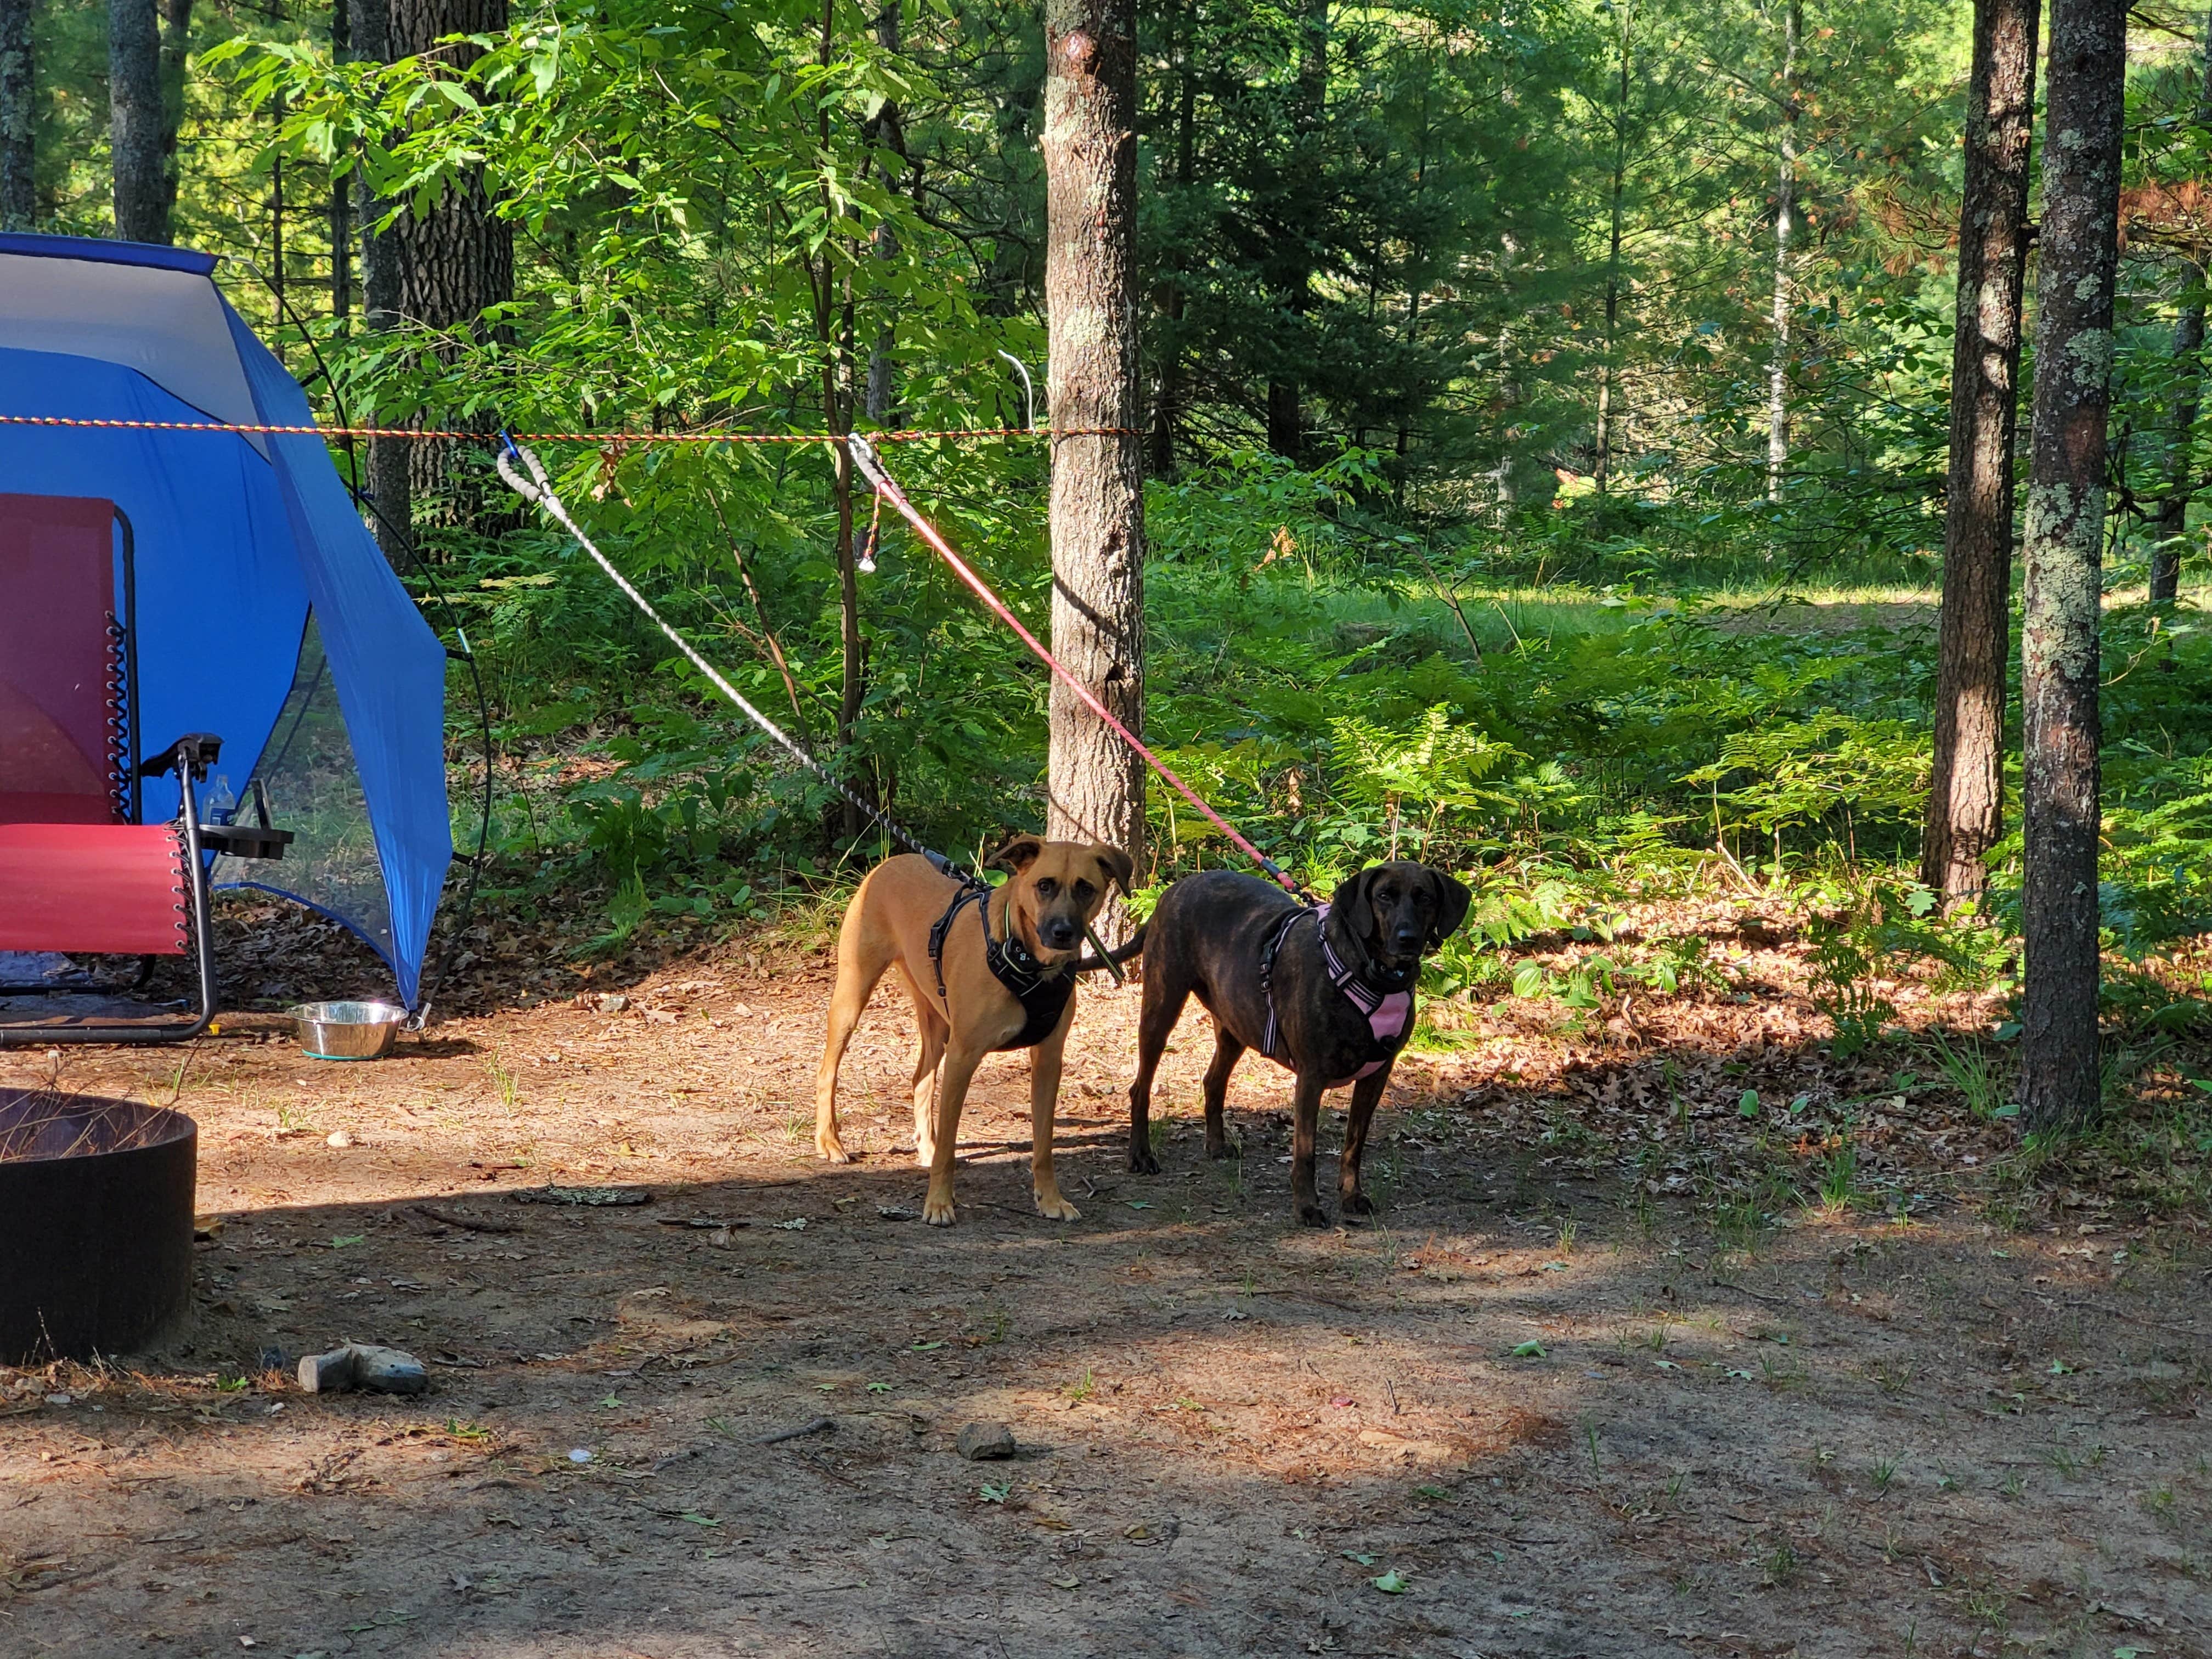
[213,616,395,974]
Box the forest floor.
[1,893,2208,1659]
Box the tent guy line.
[499,432,1307,902]
[0,412,1138,445]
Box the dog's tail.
[1073,923,1146,976]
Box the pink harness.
[1259,902,1415,1085]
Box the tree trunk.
[2152,21,2212,609]
[156,0,189,235]
[1595,0,1630,494]
[330,0,351,323]
[1920,0,2038,900]
[810,0,862,839]
[862,0,904,427]
[0,0,32,232]
[382,0,513,542]
[110,0,168,242]
[1763,0,1799,501]
[2152,287,2203,607]
[2020,0,2127,1135]
[1043,0,1145,932]
[350,0,409,563]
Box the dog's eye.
[1034,878,1058,898]
[1073,881,1094,903]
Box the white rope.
[495,441,927,855]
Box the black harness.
[924,853,1075,1052]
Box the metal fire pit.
[0,1090,197,1364]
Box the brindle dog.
[1126,862,1471,1226]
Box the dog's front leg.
[1028,1014,1081,1221]
[1289,1071,1330,1228]
[1201,1028,1246,1159]
[923,1042,985,1226]
[1339,1066,1392,1218]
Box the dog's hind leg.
[1200,1026,1246,1160]
[1028,1007,1080,1221]
[896,963,949,1167]
[922,1041,986,1226]
[1126,972,1189,1176]
[1339,1066,1392,1218]
[1288,1070,1331,1228]
[814,893,894,1164]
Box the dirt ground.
[2,898,2208,1659]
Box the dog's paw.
[1294,1201,1331,1229]
[1034,1190,1082,1222]
[1204,1136,1241,1161]
[815,1135,852,1165]
[923,1196,957,1226]
[1341,1190,1376,1218]
[913,1143,936,1170]
[1128,1147,1161,1176]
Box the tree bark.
[110,0,168,242]
[1920,0,2038,901]
[330,0,352,323]
[383,0,514,542]
[2151,20,2212,609]
[2020,0,2127,1135]
[862,0,904,427]
[1044,0,1145,932]
[350,0,411,565]
[1594,0,1630,493]
[157,0,190,235]
[1763,0,1799,501]
[0,0,32,232]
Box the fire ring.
[0,1090,197,1364]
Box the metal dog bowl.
[0,1091,196,1363]
[290,1000,408,1060]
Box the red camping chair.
[0,494,218,1043]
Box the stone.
[956,1421,1017,1461]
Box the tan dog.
[814,835,1133,1225]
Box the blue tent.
[0,233,452,1007]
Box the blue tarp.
[0,232,450,1006]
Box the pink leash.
[846,433,1302,897]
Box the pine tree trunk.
[1595,0,1630,494]
[330,0,351,323]
[2021,0,2127,1135]
[110,0,168,242]
[156,0,189,234]
[349,0,410,565]
[1920,0,2038,901]
[1764,0,1799,501]
[0,0,32,232]
[862,0,903,427]
[2152,22,2212,610]
[1043,0,1145,932]
[383,0,513,541]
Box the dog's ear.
[1329,865,1381,934]
[1092,844,1135,895]
[986,833,1045,874]
[1424,867,1474,950]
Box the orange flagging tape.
[0,412,1137,445]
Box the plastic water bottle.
[205,774,236,826]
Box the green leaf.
[1371,1569,1410,1593]
[1510,1340,1547,1358]
[330,1234,366,1249]
[1737,1090,1760,1119]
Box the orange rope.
[0,411,1136,445]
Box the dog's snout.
[1391,927,1422,951]
[1043,918,1080,949]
